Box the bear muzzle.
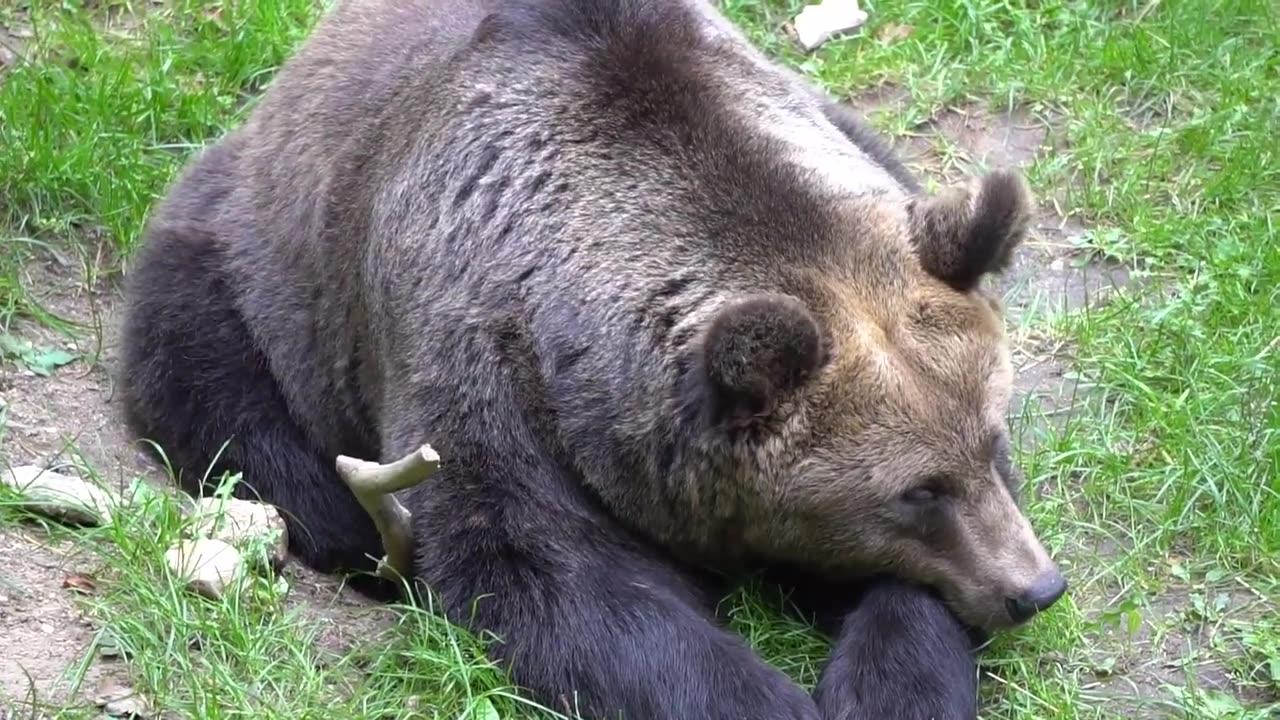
[1004,569,1068,624]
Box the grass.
[0,464,554,720]
[1,0,1278,718]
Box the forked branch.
[335,444,440,581]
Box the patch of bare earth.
[849,86,1271,715]
[1081,584,1277,715]
[0,527,113,716]
[1,263,396,715]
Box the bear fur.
[117,1,1062,718]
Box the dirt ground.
[0,93,1133,713]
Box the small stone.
[190,496,289,571]
[1049,258,1066,272]
[2,465,118,525]
[165,538,248,600]
[94,677,152,718]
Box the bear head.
[692,169,1064,632]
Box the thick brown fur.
[117,1,1062,718]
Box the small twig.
[335,444,439,581]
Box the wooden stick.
[335,444,440,581]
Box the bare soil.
[0,527,113,713]
[5,90,1241,718]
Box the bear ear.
[907,169,1034,292]
[697,294,826,426]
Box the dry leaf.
[62,574,98,594]
[876,23,915,43]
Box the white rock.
[1,465,118,525]
[792,0,869,51]
[164,538,247,600]
[190,496,289,570]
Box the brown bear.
[116,0,1067,718]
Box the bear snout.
[1004,568,1068,623]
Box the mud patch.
[1,259,159,489]
[0,528,112,713]
[0,12,29,76]
[1078,583,1278,717]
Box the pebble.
[164,538,247,600]
[190,496,289,571]
[94,676,153,719]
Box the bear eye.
[901,479,948,505]
[902,487,938,504]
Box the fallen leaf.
[0,334,79,376]
[62,574,98,594]
[474,697,500,720]
[28,349,77,375]
[98,638,123,658]
[875,22,914,43]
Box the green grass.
[2,0,1278,718]
[0,466,558,720]
[0,0,316,330]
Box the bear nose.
[1005,570,1068,623]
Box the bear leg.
[409,460,821,720]
[118,149,387,588]
[810,577,980,720]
